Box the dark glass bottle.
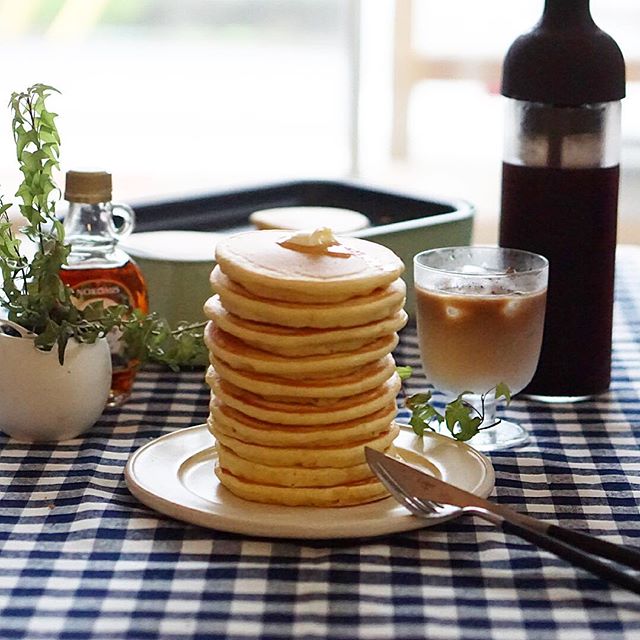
[499,0,625,401]
[60,170,149,406]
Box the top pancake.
[214,229,405,302]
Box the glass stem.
[475,391,498,430]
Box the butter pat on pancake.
[214,229,404,302]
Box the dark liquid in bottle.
[499,162,619,398]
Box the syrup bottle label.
[69,279,135,373]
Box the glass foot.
[464,420,530,452]
[524,393,592,404]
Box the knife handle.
[501,519,640,595]
[489,503,640,572]
[547,524,640,571]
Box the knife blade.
[365,446,514,518]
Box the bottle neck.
[63,201,126,266]
[541,0,594,29]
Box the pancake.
[208,373,402,425]
[203,294,408,357]
[205,323,398,378]
[206,355,396,398]
[249,206,371,233]
[208,401,398,447]
[215,465,388,507]
[210,267,406,328]
[212,423,399,468]
[214,229,404,303]
[216,442,376,486]
[204,228,407,508]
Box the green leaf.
[495,381,511,405]
[406,392,432,410]
[34,318,61,351]
[444,396,482,441]
[39,110,58,127]
[404,383,512,442]
[396,365,413,381]
[409,412,429,436]
[404,391,444,437]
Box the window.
[358,0,640,243]
[0,0,355,205]
[1,0,638,242]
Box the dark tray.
[130,179,475,315]
[132,178,472,232]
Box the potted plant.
[0,84,206,442]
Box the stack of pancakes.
[203,228,407,507]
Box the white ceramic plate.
[125,424,495,539]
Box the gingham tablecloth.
[2,247,640,640]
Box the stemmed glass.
[413,246,548,451]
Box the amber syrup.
[60,259,149,406]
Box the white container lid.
[122,230,221,263]
[250,206,370,233]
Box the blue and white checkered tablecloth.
[2,247,640,640]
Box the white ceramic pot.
[0,321,112,442]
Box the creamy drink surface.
[415,283,547,396]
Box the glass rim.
[413,245,549,278]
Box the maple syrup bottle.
[499,0,625,401]
[60,170,149,406]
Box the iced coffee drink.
[413,246,548,451]
[416,284,546,396]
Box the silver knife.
[366,447,640,595]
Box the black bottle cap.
[501,0,625,105]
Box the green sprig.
[120,311,208,371]
[0,83,207,369]
[396,367,511,442]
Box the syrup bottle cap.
[64,170,112,204]
[501,0,625,106]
